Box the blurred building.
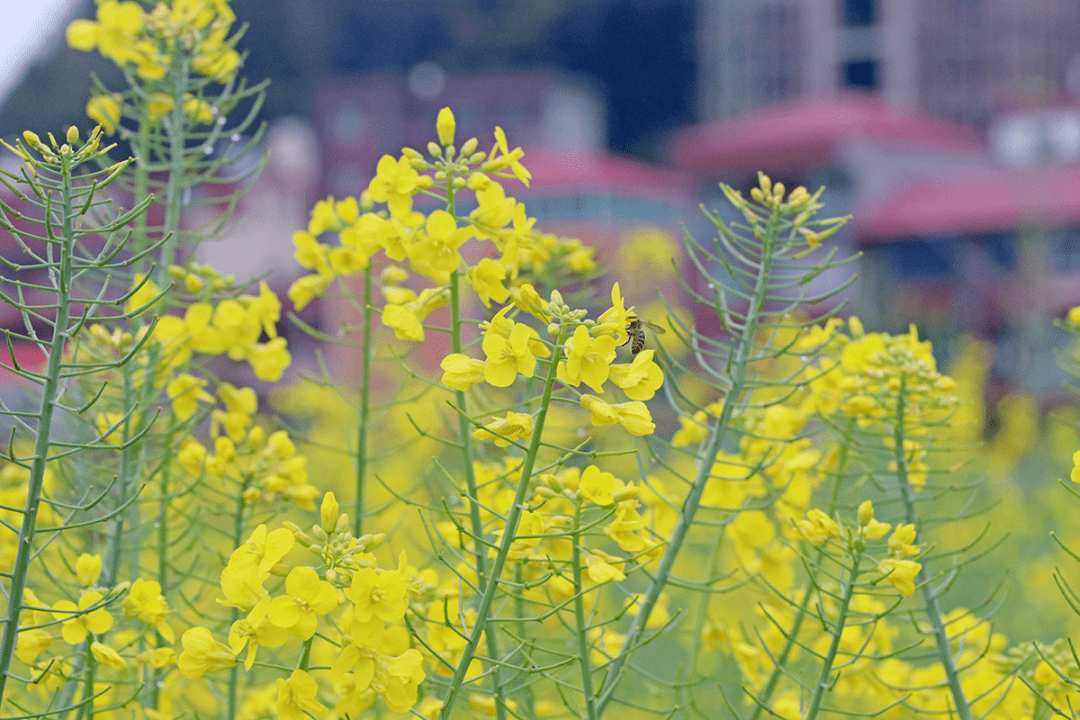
[312,70,605,198]
[698,0,1080,128]
[668,92,994,323]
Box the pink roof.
[858,165,1080,241]
[669,92,985,175]
[517,146,695,203]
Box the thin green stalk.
[747,419,854,720]
[227,478,250,720]
[298,637,314,671]
[354,264,374,536]
[80,638,95,720]
[803,552,861,720]
[159,45,190,277]
[151,413,179,711]
[893,376,974,720]
[595,207,782,716]
[101,364,137,588]
[0,154,78,711]
[447,267,507,720]
[571,503,598,720]
[132,117,151,275]
[437,330,566,720]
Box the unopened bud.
[269,562,289,577]
[857,500,874,527]
[535,486,558,499]
[436,107,456,146]
[401,147,422,161]
[452,177,466,189]
[549,290,564,307]
[612,485,640,503]
[312,526,328,543]
[466,173,490,190]
[468,151,487,164]
[185,274,203,293]
[22,131,41,148]
[460,137,478,156]
[324,568,338,583]
[427,141,442,158]
[320,492,340,534]
[547,323,560,336]
[66,126,80,145]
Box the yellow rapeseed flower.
[482,321,537,387]
[440,354,487,391]
[560,326,616,392]
[472,412,534,447]
[267,567,339,640]
[177,626,235,679]
[75,553,101,587]
[878,558,921,597]
[53,591,113,645]
[346,568,409,623]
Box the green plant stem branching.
[595,206,783,716]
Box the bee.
[623,315,666,355]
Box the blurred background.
[4,0,1080,404]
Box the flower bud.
[468,151,487,164]
[337,513,350,532]
[535,486,558,499]
[269,562,289,577]
[324,568,338,583]
[401,147,422,160]
[312,526,328,543]
[549,290,564,307]
[460,137,478,156]
[321,492,340,534]
[452,177,466,189]
[427,141,443,158]
[284,521,313,547]
[66,126,80,145]
[185,274,203,293]
[857,500,874,527]
[436,107,456,146]
[466,172,491,190]
[22,131,41,148]
[612,485,640,503]
[547,323,560,336]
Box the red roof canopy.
[518,146,694,203]
[669,92,985,175]
[858,165,1080,242]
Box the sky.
[0,0,76,105]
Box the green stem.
[151,414,178,711]
[101,364,137,588]
[595,207,782,716]
[132,117,151,276]
[571,503,598,720]
[227,478,250,720]
[893,376,974,720]
[80,638,95,720]
[0,153,78,712]
[354,264,374,536]
[437,331,566,720]
[747,419,854,720]
[447,267,507,720]
[803,552,861,720]
[159,45,190,278]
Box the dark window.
[843,0,877,26]
[843,60,879,89]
